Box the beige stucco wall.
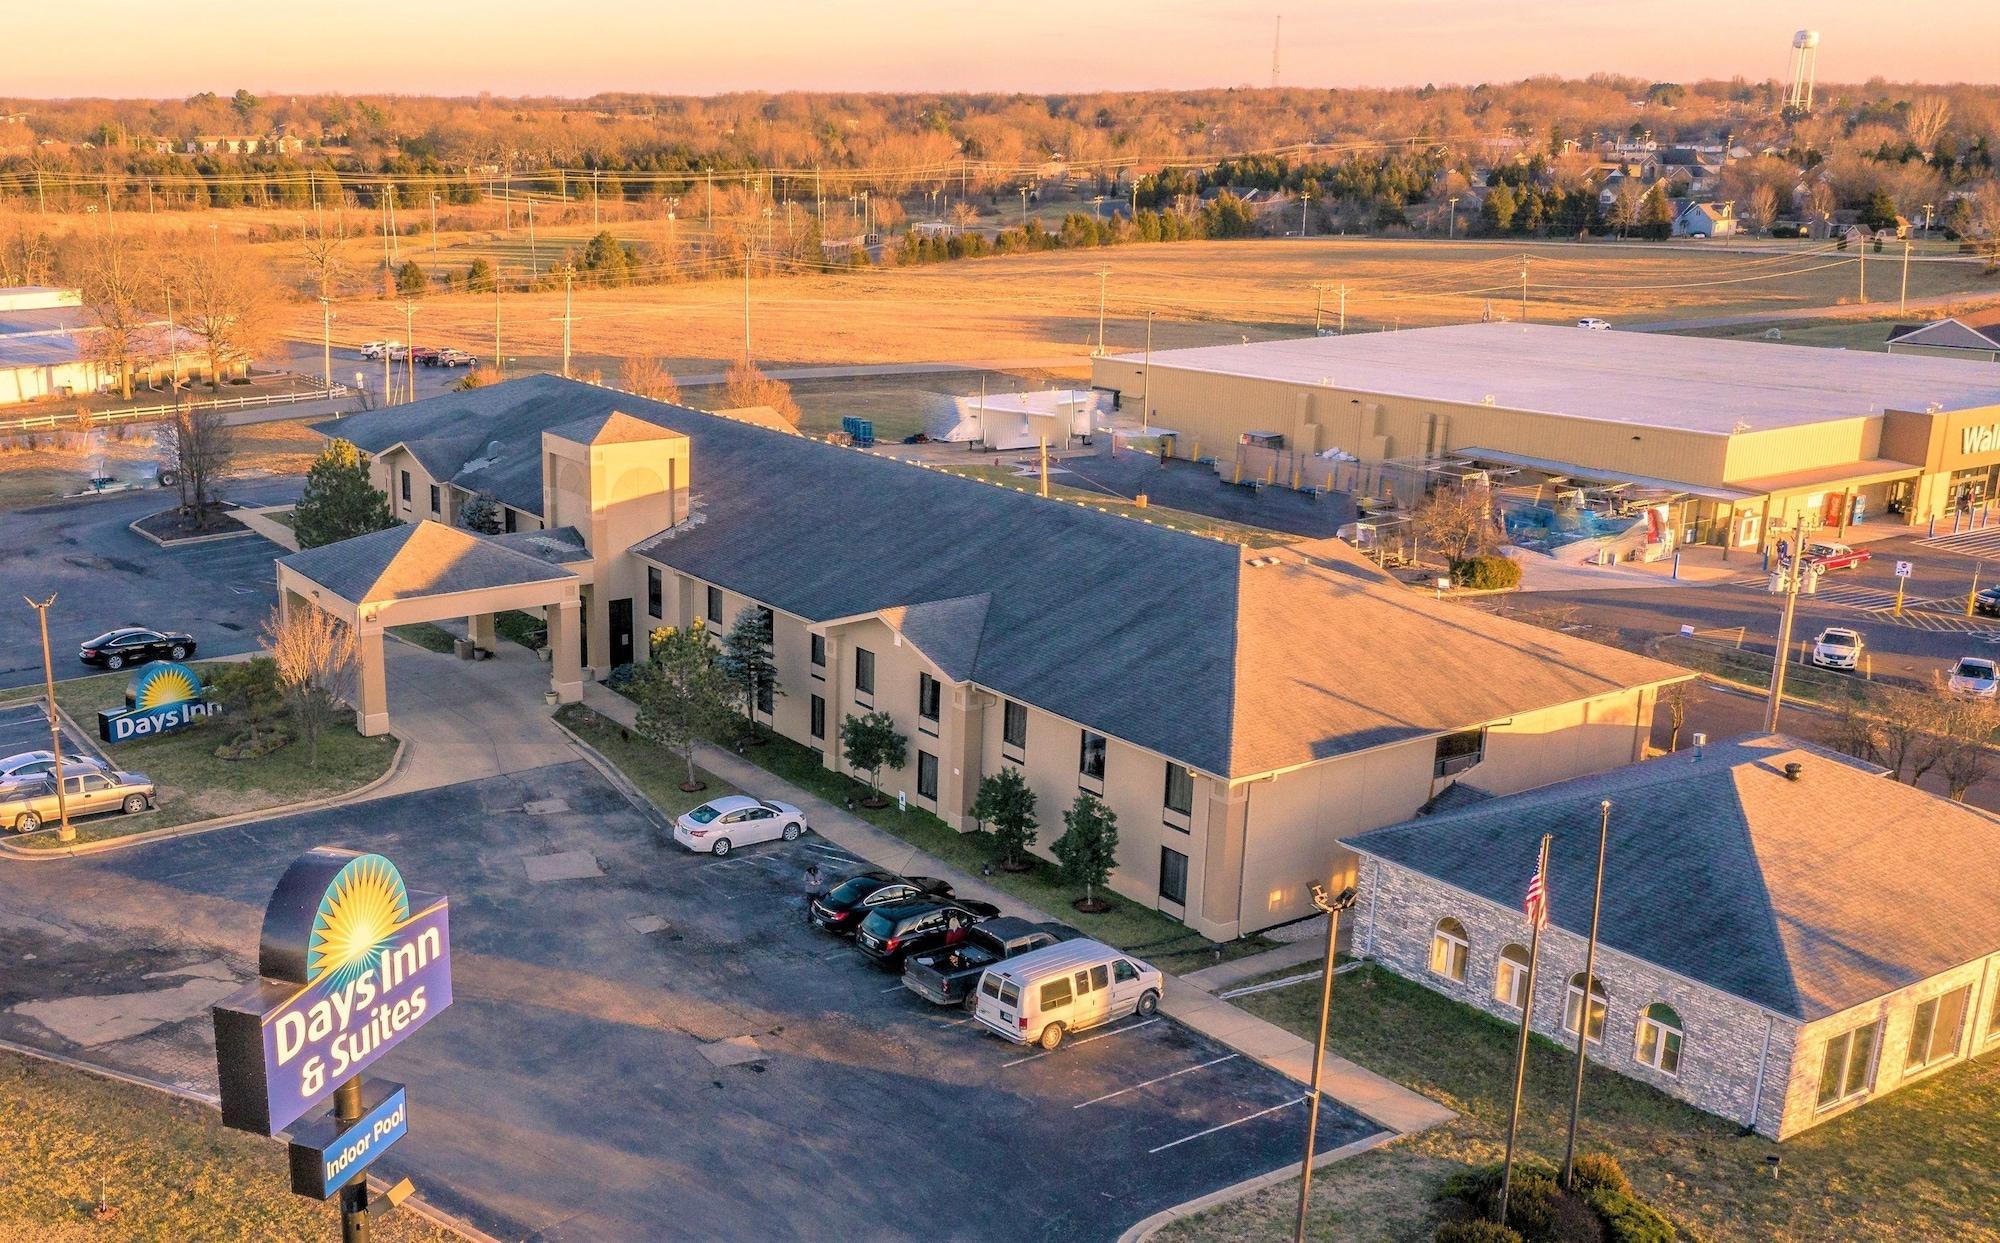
[1721,418,1884,484]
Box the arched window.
[1429,918,1469,982]
[1635,1003,1683,1075]
[1563,973,1608,1043]
[1494,944,1531,1010]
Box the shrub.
[214,726,293,760]
[1439,1159,1557,1208]
[1437,1224,1525,1243]
[1505,1174,1560,1240]
[1548,1192,1607,1243]
[207,656,284,723]
[604,663,643,694]
[1568,1154,1631,1197]
[1453,554,1522,590]
[1585,1189,1675,1243]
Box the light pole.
[1294,883,1358,1243]
[1019,186,1030,229]
[1763,514,1812,732]
[24,594,73,843]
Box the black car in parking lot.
[1976,587,2000,617]
[855,898,1002,968]
[902,917,1082,1007]
[79,627,196,670]
[810,869,953,934]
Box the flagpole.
[1497,832,1552,1227]
[1562,800,1612,1187]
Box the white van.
[972,939,1162,1050]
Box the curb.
[1114,1128,1401,1243]
[126,506,255,548]
[547,715,673,831]
[0,736,409,861]
[0,1037,499,1243]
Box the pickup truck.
[1,769,155,832]
[901,916,1080,1008]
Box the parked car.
[1,769,154,832]
[1949,656,1999,697]
[412,347,442,366]
[385,343,410,361]
[1801,541,1869,571]
[437,348,477,368]
[79,627,195,670]
[0,750,107,787]
[1809,627,1864,670]
[902,917,1081,1008]
[809,870,953,934]
[855,897,1002,968]
[672,794,806,856]
[359,341,391,359]
[1975,586,2000,617]
[972,939,1163,1051]
[1576,317,1612,331]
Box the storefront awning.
[1453,447,1756,503]
[1725,458,1923,497]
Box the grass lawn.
[3,666,397,848]
[940,463,1297,548]
[495,609,546,650]
[554,703,737,820]
[264,508,296,529]
[390,622,460,653]
[0,1049,454,1241]
[1648,634,1880,705]
[1159,965,2000,1243]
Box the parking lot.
[0,758,1377,1241]
[0,480,295,691]
[0,700,104,764]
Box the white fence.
[0,381,348,436]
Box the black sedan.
[1976,587,2000,617]
[810,869,953,935]
[79,627,195,670]
[855,898,1002,969]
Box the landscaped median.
[556,702,1271,975]
[0,664,398,851]
[1155,963,2000,1242]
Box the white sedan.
[1809,628,1863,670]
[1948,657,1999,698]
[1577,317,1612,331]
[0,750,105,786]
[673,795,807,856]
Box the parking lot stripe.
[1147,1095,1308,1154]
[880,983,908,993]
[1073,1054,1239,1109]
[1001,1017,1161,1067]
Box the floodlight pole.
[1294,882,1358,1243]
[24,594,74,842]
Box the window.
[918,672,941,722]
[1074,970,1093,995]
[647,568,662,619]
[706,585,722,622]
[810,633,826,669]
[1635,1003,1683,1075]
[503,507,517,533]
[1494,944,1531,1010]
[1040,979,1072,1009]
[399,470,411,503]
[1113,959,1138,984]
[1003,700,1028,752]
[810,694,826,740]
[1164,763,1193,817]
[756,677,774,715]
[1428,918,1469,983]
[429,484,441,514]
[854,648,875,696]
[1079,730,1107,782]
[1434,728,1486,778]
[1563,974,1608,1043]
[1817,1022,1879,1108]
[1089,964,1108,991]
[1906,987,1971,1073]
[1159,847,1189,905]
[917,751,939,801]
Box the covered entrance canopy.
[276,521,582,736]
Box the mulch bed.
[134,502,245,543]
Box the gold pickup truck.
[0,769,155,833]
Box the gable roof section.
[1350,734,2000,1020]
[280,520,576,605]
[319,375,1686,778]
[1887,317,2000,351]
[549,408,685,446]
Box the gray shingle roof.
[280,520,576,604]
[318,375,1686,777]
[487,525,590,566]
[1350,734,2000,1020]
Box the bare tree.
[1746,185,1779,236]
[1903,95,1952,154]
[720,360,801,426]
[263,602,357,768]
[618,355,682,402]
[79,239,159,401]
[1660,680,1692,752]
[1932,686,2000,802]
[1964,181,2000,274]
[159,400,236,519]
[1411,484,1499,566]
[167,241,278,389]
[297,218,350,386]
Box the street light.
[1294,883,1358,1243]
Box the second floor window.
[1003,701,1027,751]
[1079,730,1106,781]
[647,568,662,619]
[918,673,941,721]
[811,633,826,668]
[855,648,875,696]
[706,585,722,622]
[1163,763,1193,816]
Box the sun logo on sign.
[307,854,411,990]
[130,663,200,711]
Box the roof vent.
[1783,762,1803,782]
[1692,732,1706,760]
[1481,394,1497,405]
[1245,555,1283,568]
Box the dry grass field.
[0,416,326,509]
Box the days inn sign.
[97,661,222,743]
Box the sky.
[11,1,1998,98]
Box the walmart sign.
[1963,424,2000,456]
[97,661,221,743]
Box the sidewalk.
[579,682,1453,1137]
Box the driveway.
[0,759,1375,1241]
[0,479,298,692]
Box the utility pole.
[1519,254,1530,323]
[592,170,600,228]
[1095,267,1110,356]
[24,594,74,843]
[1900,238,1912,315]
[1858,247,1866,303]
[1313,284,1325,334]
[705,165,713,228]
[1763,514,1812,732]
[1448,195,1459,239]
[401,300,417,403]
[558,265,577,378]
[527,195,538,275]
[1019,186,1029,229]
[493,277,503,378]
[1299,190,1311,238]
[1292,883,1358,1243]
[429,191,439,257]
[742,249,752,361]
[1338,284,1347,333]
[1142,310,1154,432]
[319,297,334,390]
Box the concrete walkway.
[362,639,579,800]
[579,682,1453,1137]
[1182,938,1326,991]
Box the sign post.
[1894,559,1912,617]
[213,847,451,1240]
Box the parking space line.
[1147,1095,1308,1154]
[1073,1054,1239,1109]
[1001,1017,1161,1067]
[879,983,908,993]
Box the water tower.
[1785,30,1820,113]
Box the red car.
[1802,541,1870,571]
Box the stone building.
[1349,734,2000,1139]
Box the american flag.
[1524,861,1549,930]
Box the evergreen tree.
[1861,189,1900,232]
[458,493,503,534]
[1053,793,1120,912]
[970,768,1038,870]
[465,257,496,293]
[394,260,427,297]
[1638,184,1675,239]
[717,606,779,735]
[292,439,394,549]
[1481,184,1518,234]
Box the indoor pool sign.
[213,848,452,1136]
[97,661,221,743]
